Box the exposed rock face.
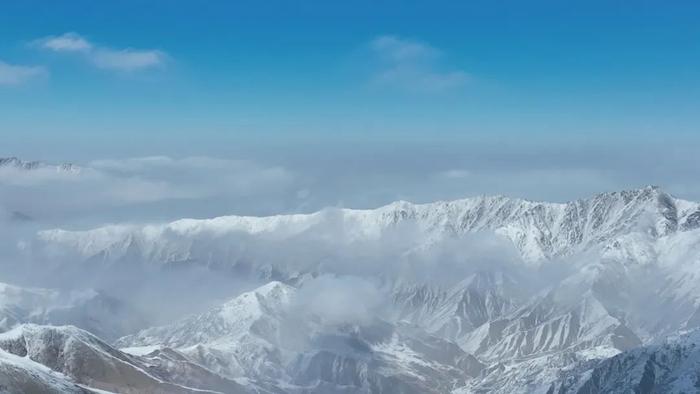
[552,329,700,393]
[0,348,93,393]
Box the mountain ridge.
[36,185,699,267]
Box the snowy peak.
[119,281,295,349]
[572,185,677,237]
[235,280,294,305]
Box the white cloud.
[0,60,47,85]
[371,35,439,63]
[36,32,166,71]
[438,169,471,179]
[37,32,92,52]
[369,35,469,92]
[293,275,382,325]
[91,48,166,71]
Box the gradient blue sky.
[1,1,700,214]
[2,1,699,156]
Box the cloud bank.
[0,156,296,225]
[4,135,700,228]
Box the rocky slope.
[0,347,97,393]
[0,324,254,393]
[553,329,700,393]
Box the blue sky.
[2,1,699,155]
[1,1,700,212]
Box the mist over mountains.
[5,1,700,391]
[1,157,700,393]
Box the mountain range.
[2,185,700,392]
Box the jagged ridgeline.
[1,186,700,393]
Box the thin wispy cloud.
[35,32,166,72]
[0,60,47,86]
[38,32,92,52]
[91,48,165,71]
[369,35,469,92]
[438,169,471,179]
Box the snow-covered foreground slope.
[0,324,256,394]
[0,347,98,393]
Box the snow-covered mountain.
[35,185,700,331]
[117,281,485,393]
[37,186,699,268]
[117,281,296,382]
[3,186,700,393]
